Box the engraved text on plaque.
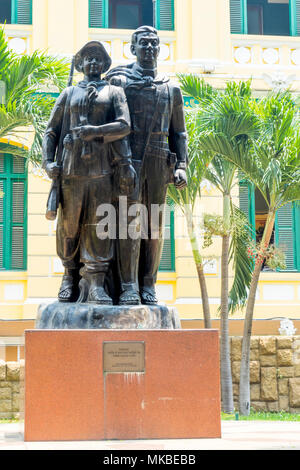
[103,342,145,373]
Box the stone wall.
[231,336,300,413]
[0,360,24,419]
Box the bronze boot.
[58,268,81,303]
[87,272,113,305]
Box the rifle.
[45,56,75,220]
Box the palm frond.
[0,28,70,164]
[228,205,253,313]
[177,73,216,102]
[0,27,12,75]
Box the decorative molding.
[291,48,300,66]
[188,58,221,73]
[263,284,295,301]
[4,284,24,301]
[234,46,252,64]
[262,47,279,65]
[261,72,296,90]
[7,36,27,54]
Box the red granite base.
[24,329,221,441]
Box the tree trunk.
[239,210,276,415]
[220,193,234,413]
[220,233,234,413]
[195,262,211,329]
[186,209,211,328]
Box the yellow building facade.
[1,0,300,341]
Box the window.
[239,181,300,272]
[0,0,32,25]
[0,0,12,24]
[89,0,174,30]
[109,0,152,29]
[230,0,300,36]
[0,154,27,271]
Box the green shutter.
[89,0,108,28]
[239,180,255,238]
[230,0,247,34]
[0,180,4,269]
[156,0,174,31]
[290,0,300,36]
[0,154,4,173]
[293,203,300,270]
[12,0,32,25]
[159,200,175,272]
[13,155,26,174]
[0,154,27,271]
[275,203,296,271]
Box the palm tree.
[0,27,69,163]
[197,87,300,415]
[203,157,251,413]
[167,108,212,328]
[236,92,300,415]
[175,76,254,412]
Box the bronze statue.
[42,41,136,305]
[43,29,187,308]
[106,26,188,306]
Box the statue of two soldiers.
[42,26,188,307]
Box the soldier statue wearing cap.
[42,41,136,304]
[106,26,188,306]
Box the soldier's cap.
[74,41,112,74]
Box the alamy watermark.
[95,196,204,243]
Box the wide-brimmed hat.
[74,41,112,73]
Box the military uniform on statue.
[106,25,188,307]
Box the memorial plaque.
[103,341,145,373]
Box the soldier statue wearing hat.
[42,41,136,304]
[106,26,188,306]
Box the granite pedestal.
[24,328,221,441]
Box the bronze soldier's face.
[82,55,103,80]
[131,33,160,68]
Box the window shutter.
[293,204,300,270]
[230,0,247,34]
[239,180,255,238]
[159,200,175,272]
[14,0,32,25]
[0,154,27,271]
[0,154,4,173]
[275,203,296,271]
[0,155,5,269]
[0,180,4,269]
[239,183,250,216]
[13,156,26,174]
[156,0,174,31]
[11,180,26,270]
[89,0,108,28]
[290,0,300,36]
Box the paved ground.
[0,420,299,450]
